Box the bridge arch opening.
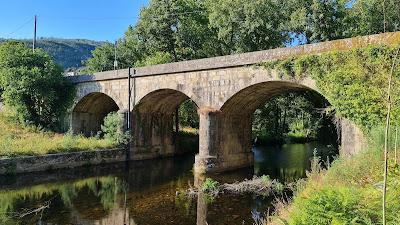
[131,89,199,156]
[72,92,120,136]
[206,81,339,173]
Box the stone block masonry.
[67,32,400,174]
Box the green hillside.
[0,38,104,70]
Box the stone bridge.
[67,32,400,174]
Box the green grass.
[270,128,400,225]
[0,111,116,158]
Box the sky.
[0,0,149,41]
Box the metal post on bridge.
[127,67,136,162]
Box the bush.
[202,178,219,193]
[101,112,129,146]
[0,41,74,130]
[287,187,374,225]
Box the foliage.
[136,51,173,66]
[0,176,120,223]
[201,178,220,193]
[0,41,74,129]
[101,112,129,146]
[206,0,289,52]
[0,111,115,158]
[85,0,400,73]
[287,187,374,224]
[348,0,400,36]
[0,38,103,70]
[252,91,331,143]
[84,43,116,72]
[178,100,199,129]
[287,0,350,44]
[271,136,400,225]
[262,45,400,130]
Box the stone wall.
[340,118,368,156]
[0,149,127,175]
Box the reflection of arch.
[72,92,120,136]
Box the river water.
[0,142,337,225]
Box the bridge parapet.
[68,31,400,84]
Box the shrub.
[101,112,129,146]
[287,187,374,225]
[0,41,74,130]
[201,178,219,193]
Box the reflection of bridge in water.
[67,32,400,174]
[1,152,289,225]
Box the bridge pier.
[195,108,254,174]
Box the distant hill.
[0,38,105,70]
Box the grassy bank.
[267,132,400,224]
[0,112,116,158]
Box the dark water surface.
[0,142,337,225]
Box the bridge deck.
[68,32,400,83]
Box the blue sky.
[0,0,149,41]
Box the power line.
[6,17,34,38]
[38,10,207,22]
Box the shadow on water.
[0,141,337,225]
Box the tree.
[206,0,289,53]
[348,0,400,36]
[178,100,199,128]
[84,43,115,73]
[287,0,350,44]
[252,91,328,143]
[0,41,74,129]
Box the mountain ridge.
[0,38,105,70]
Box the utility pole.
[127,68,131,162]
[33,15,37,52]
[127,68,136,162]
[114,40,118,71]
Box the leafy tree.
[136,51,173,66]
[206,0,289,52]
[84,43,115,72]
[178,100,199,128]
[253,91,329,143]
[0,41,74,129]
[136,0,221,60]
[287,0,350,44]
[348,0,400,36]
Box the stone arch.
[72,92,120,136]
[220,81,318,116]
[219,80,335,153]
[195,80,336,173]
[135,89,199,114]
[131,89,199,158]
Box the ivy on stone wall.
[261,45,400,130]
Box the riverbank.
[267,147,400,224]
[0,111,115,158]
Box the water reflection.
[254,142,336,182]
[0,142,337,225]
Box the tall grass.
[0,111,116,158]
[266,126,400,225]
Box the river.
[0,141,337,225]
